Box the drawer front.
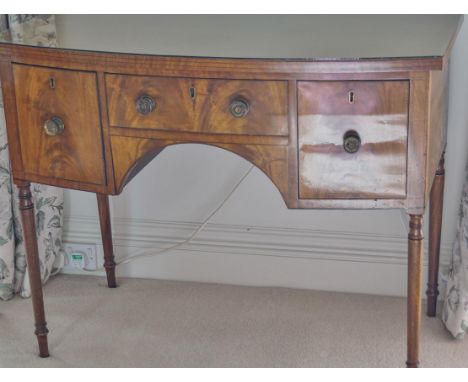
[13,64,106,185]
[106,74,288,136]
[298,80,409,199]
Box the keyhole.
[49,77,56,89]
[189,86,196,99]
[348,91,355,104]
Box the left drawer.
[13,64,106,185]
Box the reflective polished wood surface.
[0,15,462,366]
[298,80,409,200]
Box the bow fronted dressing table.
[0,15,462,367]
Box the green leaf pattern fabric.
[0,15,64,300]
[443,162,468,338]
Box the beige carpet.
[1,274,467,367]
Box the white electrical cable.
[82,164,254,272]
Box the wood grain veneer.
[298,80,409,200]
[12,64,106,185]
[106,74,289,136]
[0,43,442,212]
[0,14,461,366]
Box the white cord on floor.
[82,164,255,272]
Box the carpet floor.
[0,274,467,368]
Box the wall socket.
[63,243,98,271]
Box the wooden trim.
[405,72,430,214]
[14,173,109,194]
[97,72,116,193]
[295,199,406,210]
[287,79,299,208]
[0,61,24,176]
[0,43,443,77]
[110,127,289,146]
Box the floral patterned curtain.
[443,163,468,338]
[0,15,64,300]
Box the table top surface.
[2,15,463,61]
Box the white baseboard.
[62,215,452,297]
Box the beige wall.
[57,15,468,296]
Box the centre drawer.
[105,74,288,136]
[298,80,409,200]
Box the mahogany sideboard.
[0,15,463,367]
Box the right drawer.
[298,80,409,200]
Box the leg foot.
[36,326,49,358]
[407,214,424,368]
[426,154,445,317]
[97,193,117,288]
[18,182,50,358]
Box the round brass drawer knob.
[43,117,65,136]
[230,99,250,118]
[136,95,156,115]
[343,130,361,154]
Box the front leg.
[17,181,49,357]
[407,214,424,368]
[96,193,117,288]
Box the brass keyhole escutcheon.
[189,86,196,99]
[348,91,355,104]
[343,130,361,154]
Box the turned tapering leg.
[96,193,117,288]
[17,182,49,358]
[426,154,445,317]
[407,214,424,368]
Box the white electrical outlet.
[64,243,98,271]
